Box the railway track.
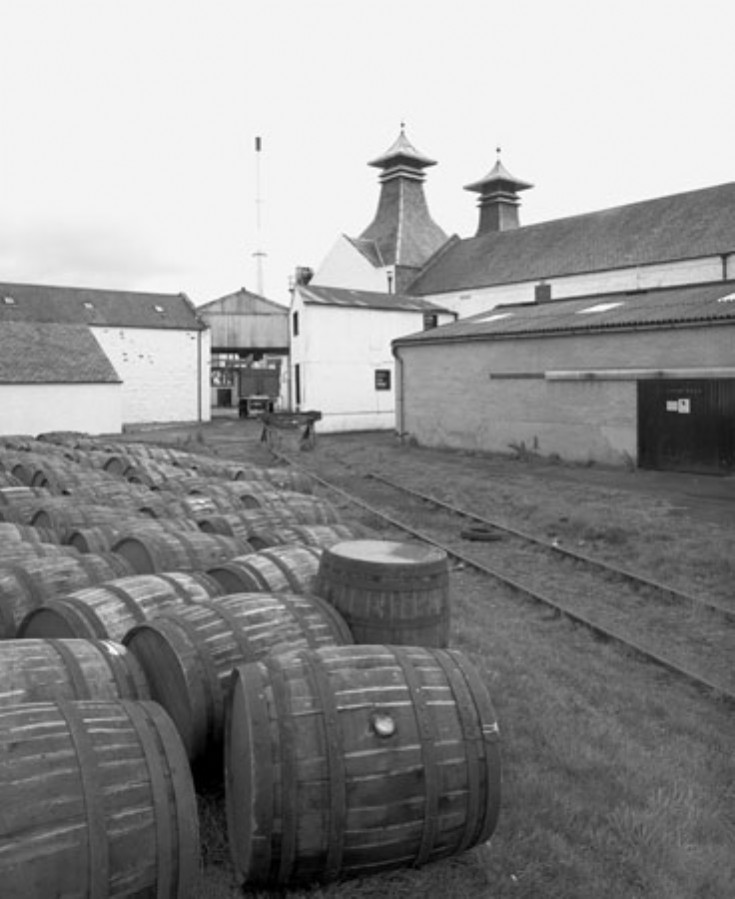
[271,450,735,706]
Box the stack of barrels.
[0,433,501,895]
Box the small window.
[154,304,165,313]
[292,311,299,336]
[423,313,438,330]
[375,369,391,391]
[2,296,16,305]
[83,302,94,310]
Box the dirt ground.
[125,414,735,529]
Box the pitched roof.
[197,288,288,315]
[408,182,735,295]
[393,281,735,346]
[0,282,204,330]
[0,322,121,383]
[299,284,452,313]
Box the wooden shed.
[197,288,289,415]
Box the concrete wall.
[395,324,735,465]
[291,296,453,433]
[424,256,727,318]
[92,326,210,425]
[0,383,122,437]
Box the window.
[292,311,299,336]
[375,369,391,391]
[423,313,438,330]
[294,363,301,406]
[2,296,16,305]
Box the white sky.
[1,0,733,307]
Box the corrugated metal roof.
[299,284,452,312]
[0,282,204,330]
[408,182,735,295]
[0,322,121,383]
[393,281,735,346]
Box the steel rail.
[270,450,735,705]
[367,471,735,624]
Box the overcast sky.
[1,0,733,307]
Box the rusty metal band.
[392,646,440,866]
[100,581,151,625]
[56,701,110,898]
[431,648,482,853]
[447,649,501,844]
[98,639,143,699]
[264,653,299,884]
[49,638,92,699]
[303,648,346,881]
[124,700,174,899]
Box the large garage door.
[638,379,735,473]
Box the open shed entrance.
[638,379,735,473]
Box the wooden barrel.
[17,571,224,641]
[0,542,81,564]
[225,644,501,887]
[249,523,365,552]
[0,553,135,638]
[314,539,450,647]
[257,544,323,593]
[0,521,62,544]
[66,518,201,554]
[0,699,199,897]
[111,531,252,574]
[124,592,353,761]
[207,553,294,593]
[0,638,150,705]
[197,509,290,540]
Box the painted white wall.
[312,235,388,291]
[425,255,726,317]
[92,327,210,424]
[290,297,453,433]
[0,383,122,437]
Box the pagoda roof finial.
[368,125,436,170]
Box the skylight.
[577,302,624,315]
[2,296,16,305]
[154,304,165,313]
[476,312,513,324]
[717,293,735,303]
[83,302,94,310]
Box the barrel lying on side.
[112,531,252,574]
[0,553,135,638]
[17,571,224,641]
[225,644,501,887]
[124,592,353,762]
[0,638,150,705]
[0,700,199,898]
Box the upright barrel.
[225,644,501,887]
[314,539,450,647]
[0,699,199,897]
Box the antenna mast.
[253,135,267,295]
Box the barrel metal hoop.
[447,649,502,845]
[124,700,175,899]
[392,647,440,867]
[55,701,110,898]
[101,581,150,625]
[432,649,482,854]
[157,572,199,603]
[49,638,92,699]
[257,549,308,592]
[98,639,143,698]
[303,648,346,882]
[264,654,298,884]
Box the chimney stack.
[464,152,532,236]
